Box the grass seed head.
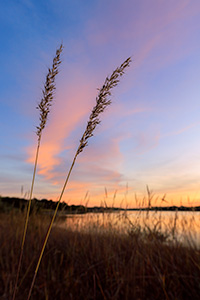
[77,57,131,154]
[36,44,63,140]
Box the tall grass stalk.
[26,57,131,300]
[12,44,63,300]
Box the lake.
[58,210,200,247]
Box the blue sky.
[1,0,200,207]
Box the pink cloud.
[26,66,97,175]
[26,105,128,205]
[26,68,132,193]
[26,53,143,185]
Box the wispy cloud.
[26,55,138,187]
[26,66,97,177]
[162,122,200,138]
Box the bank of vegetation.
[1,196,200,214]
[0,208,199,300]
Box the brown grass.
[1,209,200,300]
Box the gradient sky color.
[1,0,200,207]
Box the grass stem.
[12,44,63,300]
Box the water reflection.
[59,210,200,247]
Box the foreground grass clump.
[0,210,200,300]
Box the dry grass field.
[0,208,199,300]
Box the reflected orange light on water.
[58,210,200,247]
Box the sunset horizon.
[1,0,200,208]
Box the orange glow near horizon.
[30,185,200,209]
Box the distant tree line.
[0,196,121,214]
[0,196,199,213]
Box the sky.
[1,0,200,207]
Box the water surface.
[59,210,200,247]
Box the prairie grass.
[1,207,200,300]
